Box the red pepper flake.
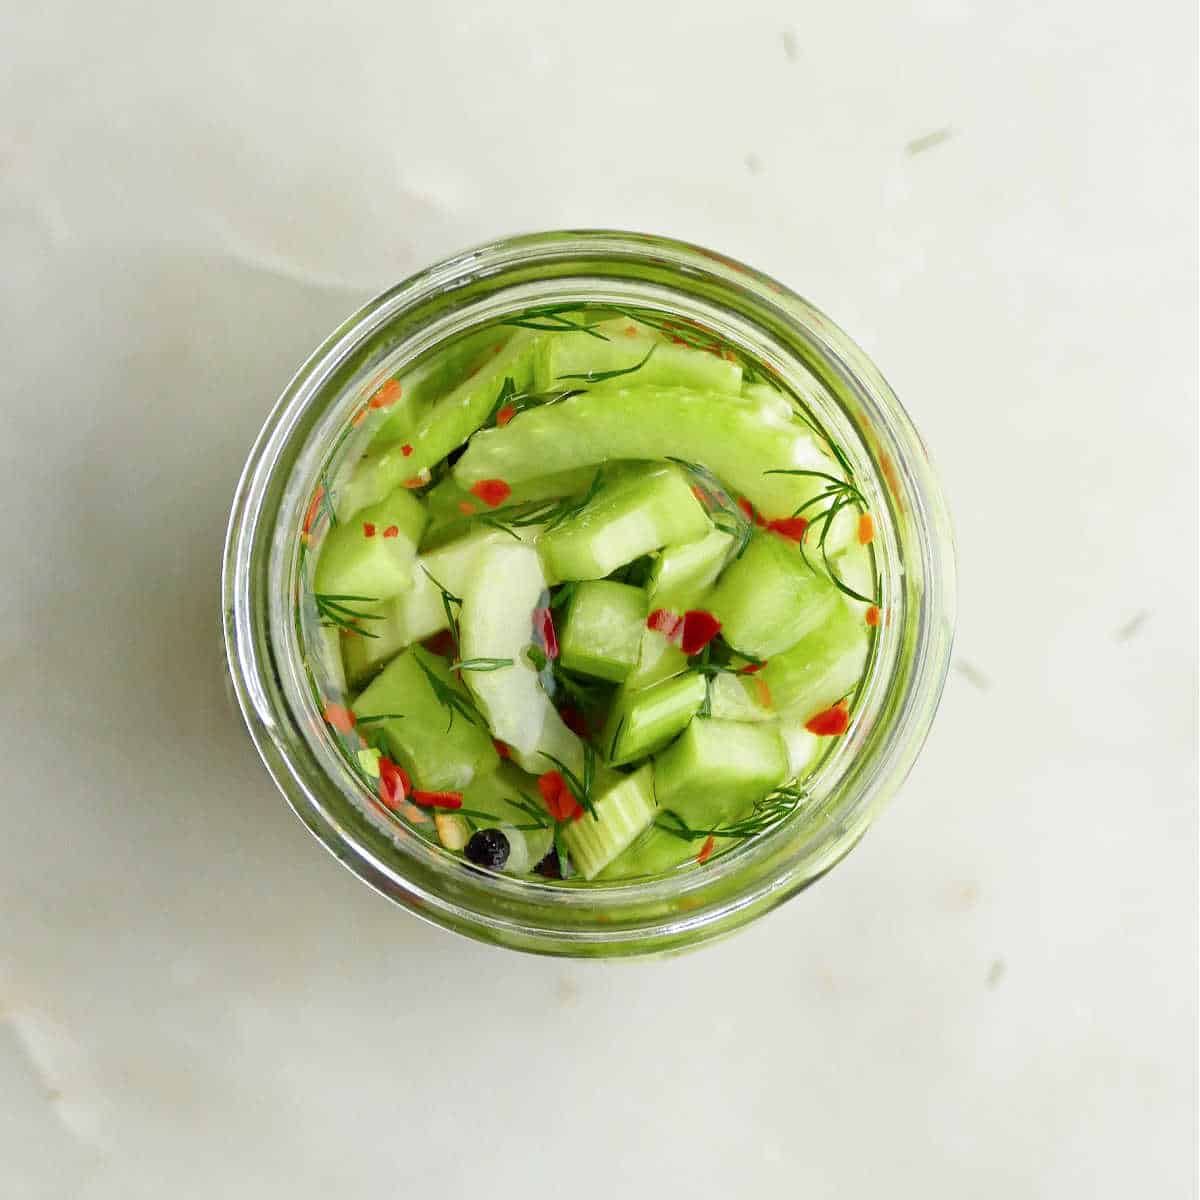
[351,406,368,427]
[559,705,589,737]
[669,335,688,346]
[737,496,767,527]
[691,484,711,505]
[495,404,517,427]
[457,500,477,516]
[623,324,638,337]
[493,342,504,355]
[767,516,809,543]
[723,349,737,362]
[805,700,850,737]
[865,605,881,627]
[680,610,722,656]
[362,522,376,538]
[533,606,559,659]
[423,630,458,658]
[382,525,400,539]
[411,789,464,810]
[754,677,773,709]
[739,661,767,674]
[378,758,411,810]
[469,478,512,508]
[400,443,414,457]
[538,770,582,822]
[647,608,684,641]
[403,469,431,489]
[493,738,511,759]
[302,486,325,536]
[696,835,716,865]
[322,703,356,733]
[857,512,875,545]
[369,379,402,409]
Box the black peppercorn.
[464,828,510,870]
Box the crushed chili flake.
[737,497,767,527]
[403,469,431,489]
[378,758,411,810]
[369,379,402,409]
[767,516,809,543]
[423,630,458,658]
[400,443,414,457]
[559,705,589,737]
[647,608,684,640]
[411,789,464,810]
[753,677,773,709]
[492,738,511,759]
[351,406,368,427]
[692,484,711,505]
[457,500,477,516]
[533,606,559,658]
[857,513,875,544]
[302,486,325,536]
[739,661,766,674]
[382,525,400,539]
[680,610,722,655]
[362,522,376,537]
[696,835,716,864]
[469,478,512,507]
[865,605,881,627]
[805,700,850,737]
[322,703,356,733]
[538,770,582,822]
[495,404,517,427]
[623,324,638,336]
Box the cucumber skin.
[561,764,658,880]
[314,487,427,600]
[602,671,708,766]
[454,385,837,519]
[558,581,648,683]
[654,717,788,828]
[538,465,711,582]
[708,530,841,660]
[351,647,499,791]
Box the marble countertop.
[2,3,1195,1196]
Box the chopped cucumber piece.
[561,764,657,879]
[625,626,689,689]
[708,530,840,659]
[450,764,554,872]
[654,718,788,828]
[759,597,870,719]
[371,327,511,451]
[538,464,710,582]
[648,527,733,605]
[778,720,824,778]
[740,381,795,421]
[454,385,838,519]
[602,670,707,766]
[829,540,877,612]
[351,647,499,790]
[314,487,427,600]
[538,326,741,394]
[707,672,774,722]
[558,581,647,682]
[596,824,725,879]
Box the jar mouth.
[223,229,956,956]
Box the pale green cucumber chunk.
[759,597,870,719]
[561,764,657,880]
[455,763,554,873]
[454,385,837,519]
[648,527,733,605]
[371,327,511,451]
[540,326,741,394]
[828,540,877,612]
[558,581,647,682]
[740,381,795,421]
[351,647,499,790]
[707,530,840,659]
[654,717,788,828]
[596,824,727,879]
[538,464,710,582]
[314,487,427,600]
[625,625,689,689]
[601,670,707,766]
[778,720,824,779]
[707,672,775,722]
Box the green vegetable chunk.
[352,646,499,791]
[648,527,733,606]
[654,718,788,828]
[602,671,708,766]
[558,580,648,682]
[538,464,710,582]
[314,487,427,600]
[561,764,658,880]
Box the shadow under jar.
[223,230,955,957]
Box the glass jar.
[222,230,955,957]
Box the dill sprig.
[318,471,338,528]
[557,343,657,383]
[666,457,753,559]
[501,304,610,340]
[419,567,463,649]
[313,593,383,638]
[477,496,565,540]
[414,655,483,733]
[450,657,514,673]
[609,305,761,383]
[355,712,404,726]
[540,744,598,820]
[540,468,606,534]
[656,784,807,843]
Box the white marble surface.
[2,3,1196,1196]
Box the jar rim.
[223,229,956,956]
